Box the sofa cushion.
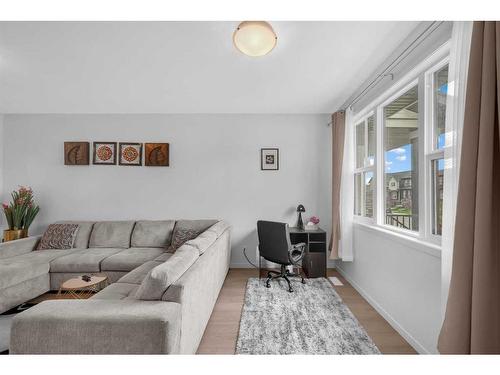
[90,282,139,300]
[10,299,182,354]
[131,220,175,248]
[184,220,230,255]
[100,248,165,272]
[135,244,199,300]
[0,262,49,289]
[184,230,217,255]
[89,221,135,249]
[56,221,95,248]
[49,248,123,273]
[154,252,173,262]
[37,224,79,250]
[118,261,163,284]
[169,219,218,252]
[0,249,82,266]
[205,220,231,237]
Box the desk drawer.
[308,242,326,253]
[309,233,326,242]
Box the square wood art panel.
[145,143,169,166]
[64,142,90,165]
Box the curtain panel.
[329,111,345,259]
[441,21,473,318]
[329,109,354,261]
[438,21,500,354]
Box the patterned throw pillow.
[37,224,79,250]
[169,228,203,252]
[168,220,218,253]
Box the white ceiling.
[0,21,419,114]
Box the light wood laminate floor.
[197,268,417,354]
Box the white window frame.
[353,111,376,224]
[424,57,449,244]
[351,42,450,247]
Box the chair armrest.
[0,236,41,259]
[10,299,181,354]
[290,242,306,265]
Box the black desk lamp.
[296,204,305,230]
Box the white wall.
[1,114,332,267]
[336,224,441,354]
[2,113,441,353]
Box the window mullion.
[376,106,384,226]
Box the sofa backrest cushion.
[89,221,135,248]
[36,224,79,250]
[131,220,175,248]
[134,244,199,300]
[55,221,95,248]
[183,220,230,255]
[169,219,218,252]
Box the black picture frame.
[261,148,279,171]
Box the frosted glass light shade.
[233,21,277,57]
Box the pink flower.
[2,203,8,210]
[310,216,320,224]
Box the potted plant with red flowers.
[2,186,40,242]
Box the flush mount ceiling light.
[233,21,277,57]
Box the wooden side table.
[57,275,109,299]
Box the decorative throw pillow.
[168,219,218,253]
[37,224,79,250]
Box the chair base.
[265,264,306,292]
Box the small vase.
[3,229,28,242]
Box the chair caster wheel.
[266,283,271,288]
[301,279,306,284]
[288,288,294,293]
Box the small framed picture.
[145,143,169,166]
[64,142,89,165]
[261,148,279,171]
[93,142,117,165]
[119,143,142,166]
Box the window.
[354,114,375,219]
[351,45,450,245]
[383,85,419,231]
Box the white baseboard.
[336,266,431,354]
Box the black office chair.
[257,220,306,292]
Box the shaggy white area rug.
[236,278,380,354]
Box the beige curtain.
[329,111,345,259]
[438,21,500,354]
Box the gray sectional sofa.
[0,219,231,354]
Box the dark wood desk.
[289,227,327,278]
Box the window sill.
[353,221,442,259]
